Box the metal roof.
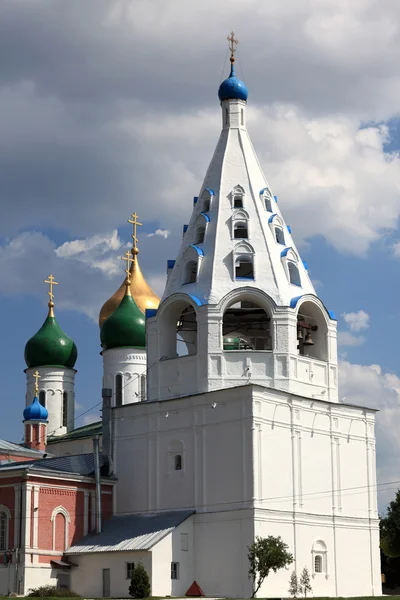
[0,453,104,477]
[65,510,194,554]
[0,439,43,456]
[47,421,102,444]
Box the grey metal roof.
[65,510,194,554]
[0,453,103,477]
[0,439,43,456]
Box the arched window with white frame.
[233,242,255,280]
[200,188,214,213]
[193,212,209,246]
[268,213,286,245]
[231,185,245,209]
[51,506,71,552]
[281,248,302,288]
[0,506,11,551]
[182,245,203,286]
[260,187,273,212]
[312,540,328,576]
[232,209,249,240]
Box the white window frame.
[51,506,71,552]
[312,540,328,577]
[231,185,245,209]
[233,242,255,280]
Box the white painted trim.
[32,486,40,549]
[51,506,71,552]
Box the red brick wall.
[0,485,15,548]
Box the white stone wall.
[25,367,76,436]
[112,384,380,597]
[102,347,147,406]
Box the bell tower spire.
[147,37,338,403]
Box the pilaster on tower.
[147,35,338,404]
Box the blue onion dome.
[218,64,248,102]
[23,397,48,421]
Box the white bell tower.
[146,50,338,404]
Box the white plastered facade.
[25,367,76,436]
[102,347,147,406]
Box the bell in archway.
[297,327,304,341]
[304,330,314,346]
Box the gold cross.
[121,251,134,283]
[44,274,58,305]
[127,212,142,255]
[227,31,238,62]
[33,370,41,396]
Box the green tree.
[248,535,293,597]
[288,571,299,598]
[299,567,312,598]
[129,563,151,599]
[381,490,400,558]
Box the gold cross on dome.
[127,212,142,254]
[33,370,41,395]
[44,274,58,305]
[227,31,239,62]
[122,251,134,283]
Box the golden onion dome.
[99,250,160,328]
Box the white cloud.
[342,310,370,331]
[55,230,124,276]
[337,331,365,347]
[146,229,170,239]
[339,361,400,511]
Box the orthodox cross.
[33,370,41,396]
[122,251,134,284]
[227,31,238,63]
[44,274,58,306]
[127,212,142,255]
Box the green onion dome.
[24,308,78,369]
[100,285,146,351]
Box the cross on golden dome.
[128,212,142,257]
[227,31,239,64]
[33,370,41,396]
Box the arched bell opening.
[159,299,198,360]
[297,300,328,361]
[222,298,272,351]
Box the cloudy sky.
[1,0,400,511]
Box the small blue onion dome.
[218,64,248,102]
[23,397,48,421]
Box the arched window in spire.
[182,245,203,286]
[233,242,255,280]
[231,185,245,209]
[194,212,210,245]
[288,262,301,286]
[183,261,197,284]
[260,187,273,212]
[201,189,214,213]
[232,209,249,240]
[281,248,301,287]
[269,213,285,245]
